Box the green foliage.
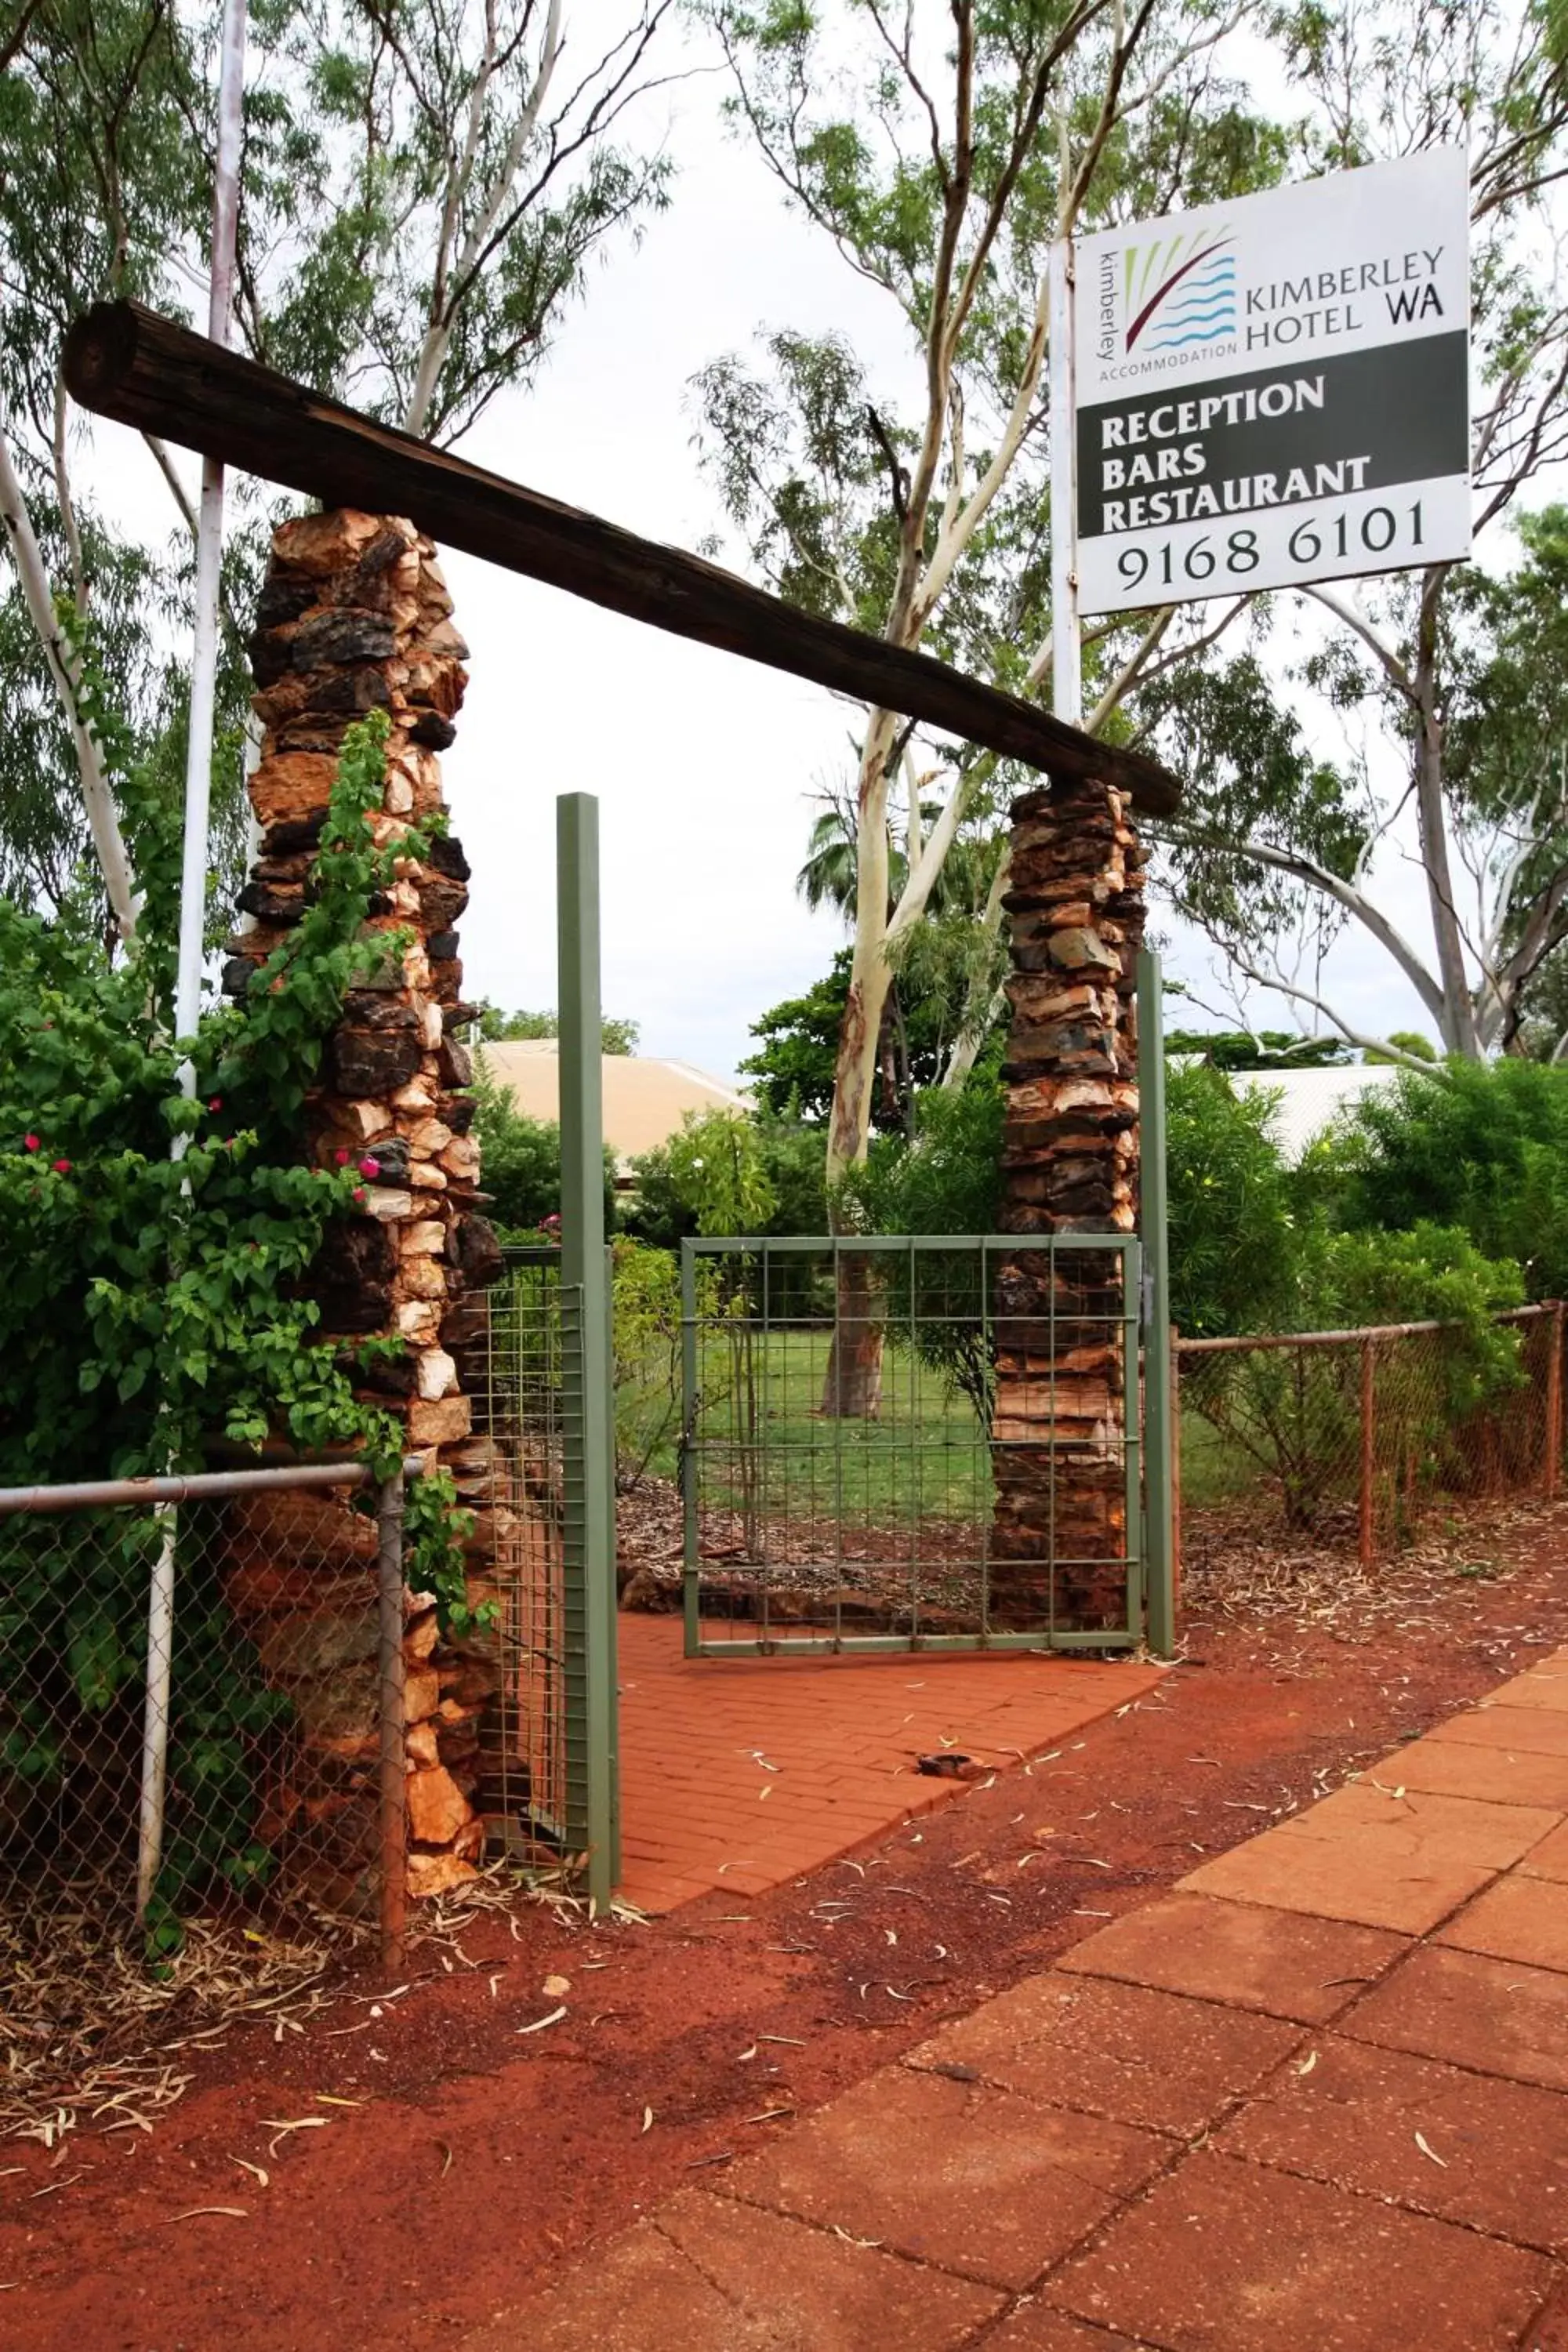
[662,1109,775,1236]
[470,1056,618,1237]
[1335,1059,1568,1301]
[1165,1028,1353,1071]
[2,0,671,939]
[0,714,473,1935]
[843,1064,1004,1240]
[1165,1065,1302,1339]
[1364,1032,1439,1065]
[475,1003,641,1054]
[623,1107,826,1249]
[741,947,985,1127]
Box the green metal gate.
[674,945,1175,1664]
[678,1231,1156,1657]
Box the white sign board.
[1072,150,1470,615]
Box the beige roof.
[481,1042,748,1169]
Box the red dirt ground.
[6,1501,1567,2352]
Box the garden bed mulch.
[3,1496,1566,2352]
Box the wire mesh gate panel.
[476,1247,619,1886]
[679,1236,1145,1655]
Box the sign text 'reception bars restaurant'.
[1071,149,1471,614]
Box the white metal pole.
[1048,236,1081,728]
[138,0,249,1926]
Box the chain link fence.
[0,1461,408,2123]
[1174,1302,1566,1573]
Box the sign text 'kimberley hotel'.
[1072,150,1471,613]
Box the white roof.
[481,1044,748,1171]
[1229,1062,1402,1163]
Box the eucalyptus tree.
[1150,0,1568,1063]
[694,0,1287,1214]
[0,0,673,956]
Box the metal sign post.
[1072,148,1471,615]
[1049,234,1082,727]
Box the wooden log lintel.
[62,300,1182,814]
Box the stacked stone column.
[222,508,503,1904]
[989,772,1146,1629]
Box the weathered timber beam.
[64,300,1181,814]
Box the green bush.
[1338,1059,1568,1301]
[1166,1063,1301,1338]
[470,1058,617,1236]
[622,1107,826,1250]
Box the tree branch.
[0,417,137,939]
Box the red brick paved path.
[473,1645,1568,2350]
[615,1615,1166,1911]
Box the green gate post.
[679,1239,701,1659]
[557,793,620,1907]
[1137,948,1176,1658]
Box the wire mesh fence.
[0,1461,407,2118]
[674,1236,1145,1653]
[1174,1302,1566,1571]
[474,1249,570,1863]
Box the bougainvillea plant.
[0,712,475,1940]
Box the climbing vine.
[0,711,475,1931]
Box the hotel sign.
[1072,150,1471,614]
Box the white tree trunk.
[0,419,138,939]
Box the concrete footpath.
[468,1646,1568,2352]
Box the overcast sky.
[434,28,1458,1076]
[102,12,1481,1080]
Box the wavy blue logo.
[1124,230,1236,353]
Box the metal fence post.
[1136,949,1176,1657]
[376,1471,407,1976]
[1359,1335,1377,1566]
[1170,1325,1183,1613]
[680,1238,701,1660]
[557,792,619,1915]
[1545,1301,1563,1501]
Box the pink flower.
[334,1148,350,1167]
[52,1159,71,1174]
[358,1156,380,1179]
[23,1134,39,1152]
[209,1097,223,1113]
[353,1185,367,1205]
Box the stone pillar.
[989,772,1146,1630]
[222,509,504,1904]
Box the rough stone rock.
[405,1763,474,1845]
[405,1722,440,1766]
[405,1664,441,1723]
[406,1850,479,1898]
[452,1214,504,1288]
[416,1348,459,1401]
[362,1186,416,1222]
[405,1610,440,1663]
[408,1393,472,1446]
[250,750,340,828]
[326,1027,423,1096]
